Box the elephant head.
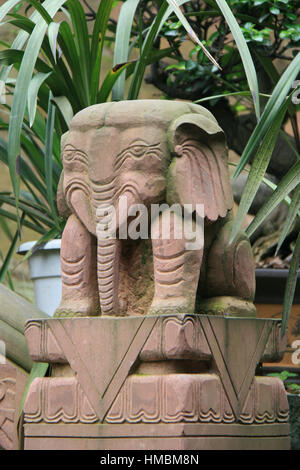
[57,100,235,316]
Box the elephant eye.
[64,149,87,166]
[63,149,75,161]
[130,145,146,157]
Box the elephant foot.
[54,300,100,318]
[196,296,257,318]
[148,297,195,315]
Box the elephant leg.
[54,214,100,317]
[150,208,203,314]
[197,217,257,317]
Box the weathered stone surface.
[24,422,291,450]
[23,316,290,450]
[0,284,48,450]
[22,102,286,450]
[0,357,28,450]
[55,100,256,318]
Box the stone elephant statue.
[55,100,256,317]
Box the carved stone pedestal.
[23,315,290,450]
[0,357,28,450]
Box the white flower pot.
[17,240,62,317]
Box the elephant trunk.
[96,190,138,315]
[97,237,121,315]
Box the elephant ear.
[167,112,233,222]
[57,132,71,219]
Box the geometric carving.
[25,316,158,422]
[0,370,16,450]
[200,316,274,419]
[140,315,211,361]
[261,322,287,363]
[0,361,28,450]
[23,375,288,427]
[24,378,98,424]
[25,321,66,363]
[25,315,284,365]
[23,315,290,450]
[106,374,289,425]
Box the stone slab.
[24,423,290,450]
[23,315,290,450]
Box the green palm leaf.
[27,72,52,127]
[281,232,300,338]
[112,0,140,101]
[215,0,260,119]
[166,0,220,69]
[234,53,300,178]
[0,213,25,283]
[90,0,115,104]
[7,0,67,223]
[246,159,300,238]
[0,0,23,22]
[231,102,288,242]
[276,184,300,255]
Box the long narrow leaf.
[231,102,288,242]
[48,21,61,63]
[195,91,271,104]
[0,0,67,84]
[91,0,114,65]
[27,72,52,127]
[234,53,300,178]
[90,0,115,103]
[98,61,134,103]
[7,0,66,220]
[0,213,13,241]
[128,1,169,100]
[0,194,54,227]
[45,92,59,229]
[112,0,141,101]
[0,135,49,199]
[276,184,300,255]
[0,207,45,234]
[166,0,220,69]
[51,95,73,128]
[281,231,300,338]
[246,159,300,238]
[0,212,25,283]
[215,0,260,118]
[0,0,23,22]
[67,0,90,105]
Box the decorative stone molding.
[24,377,97,424]
[0,365,16,450]
[0,360,28,450]
[23,315,290,450]
[106,374,288,425]
[23,373,288,426]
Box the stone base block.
[24,423,290,450]
[23,315,290,450]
